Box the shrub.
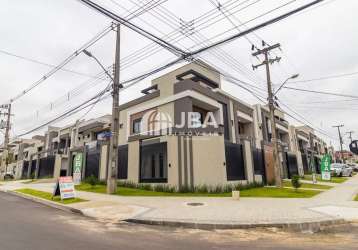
[85,175,98,188]
[291,175,301,192]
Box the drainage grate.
[186,202,204,207]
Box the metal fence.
[225,142,245,181]
[38,156,55,178]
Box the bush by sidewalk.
[75,181,321,198]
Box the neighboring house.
[117,61,260,188]
[253,104,297,182]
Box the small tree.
[291,175,301,192]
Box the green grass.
[15,188,86,204]
[283,180,332,190]
[239,187,321,198]
[303,175,348,183]
[355,195,358,201]
[75,183,321,198]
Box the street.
[0,191,358,250]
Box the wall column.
[243,140,255,183]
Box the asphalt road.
[1,191,358,250]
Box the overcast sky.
[0,0,357,150]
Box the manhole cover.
[186,202,204,207]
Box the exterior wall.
[99,144,108,181]
[152,61,221,99]
[166,136,179,187]
[191,135,226,186]
[53,154,62,179]
[127,140,140,182]
[243,140,255,183]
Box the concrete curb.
[0,189,84,216]
[125,218,347,232]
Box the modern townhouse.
[116,61,262,188]
[252,104,299,183]
[0,136,45,179]
[1,62,334,186]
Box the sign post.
[72,153,83,185]
[320,154,332,181]
[53,176,76,200]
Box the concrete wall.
[99,144,108,181]
[191,135,227,186]
[127,140,140,183]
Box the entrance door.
[140,142,167,183]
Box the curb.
[125,218,347,232]
[0,189,84,216]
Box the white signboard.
[53,176,76,200]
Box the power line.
[283,86,358,99]
[284,70,358,85]
[0,49,105,80]
[78,0,189,57]
[13,0,324,137]
[3,24,113,104]
[188,0,325,57]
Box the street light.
[273,74,299,96]
[83,24,121,195]
[83,50,121,86]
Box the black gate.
[85,148,100,179]
[22,161,29,179]
[301,153,309,174]
[286,153,298,179]
[118,145,128,179]
[225,142,245,181]
[314,157,321,174]
[30,159,37,178]
[38,156,55,178]
[253,148,265,175]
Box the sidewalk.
[2,175,358,230]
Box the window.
[132,118,142,134]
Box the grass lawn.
[76,183,321,198]
[303,175,348,184]
[283,180,332,190]
[15,188,86,204]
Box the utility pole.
[107,24,121,194]
[252,43,283,187]
[83,23,121,194]
[308,132,317,183]
[333,124,344,163]
[4,104,11,149]
[346,131,354,143]
[0,103,12,175]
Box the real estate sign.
[53,176,76,200]
[320,154,332,181]
[72,153,83,185]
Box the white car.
[331,163,353,177]
[347,163,358,172]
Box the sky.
[0,0,357,150]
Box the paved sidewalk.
[2,175,358,229]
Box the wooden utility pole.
[333,124,344,163]
[252,43,283,187]
[107,24,121,194]
[1,103,12,175]
[346,131,354,143]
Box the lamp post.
[83,24,122,194]
[274,74,299,96]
